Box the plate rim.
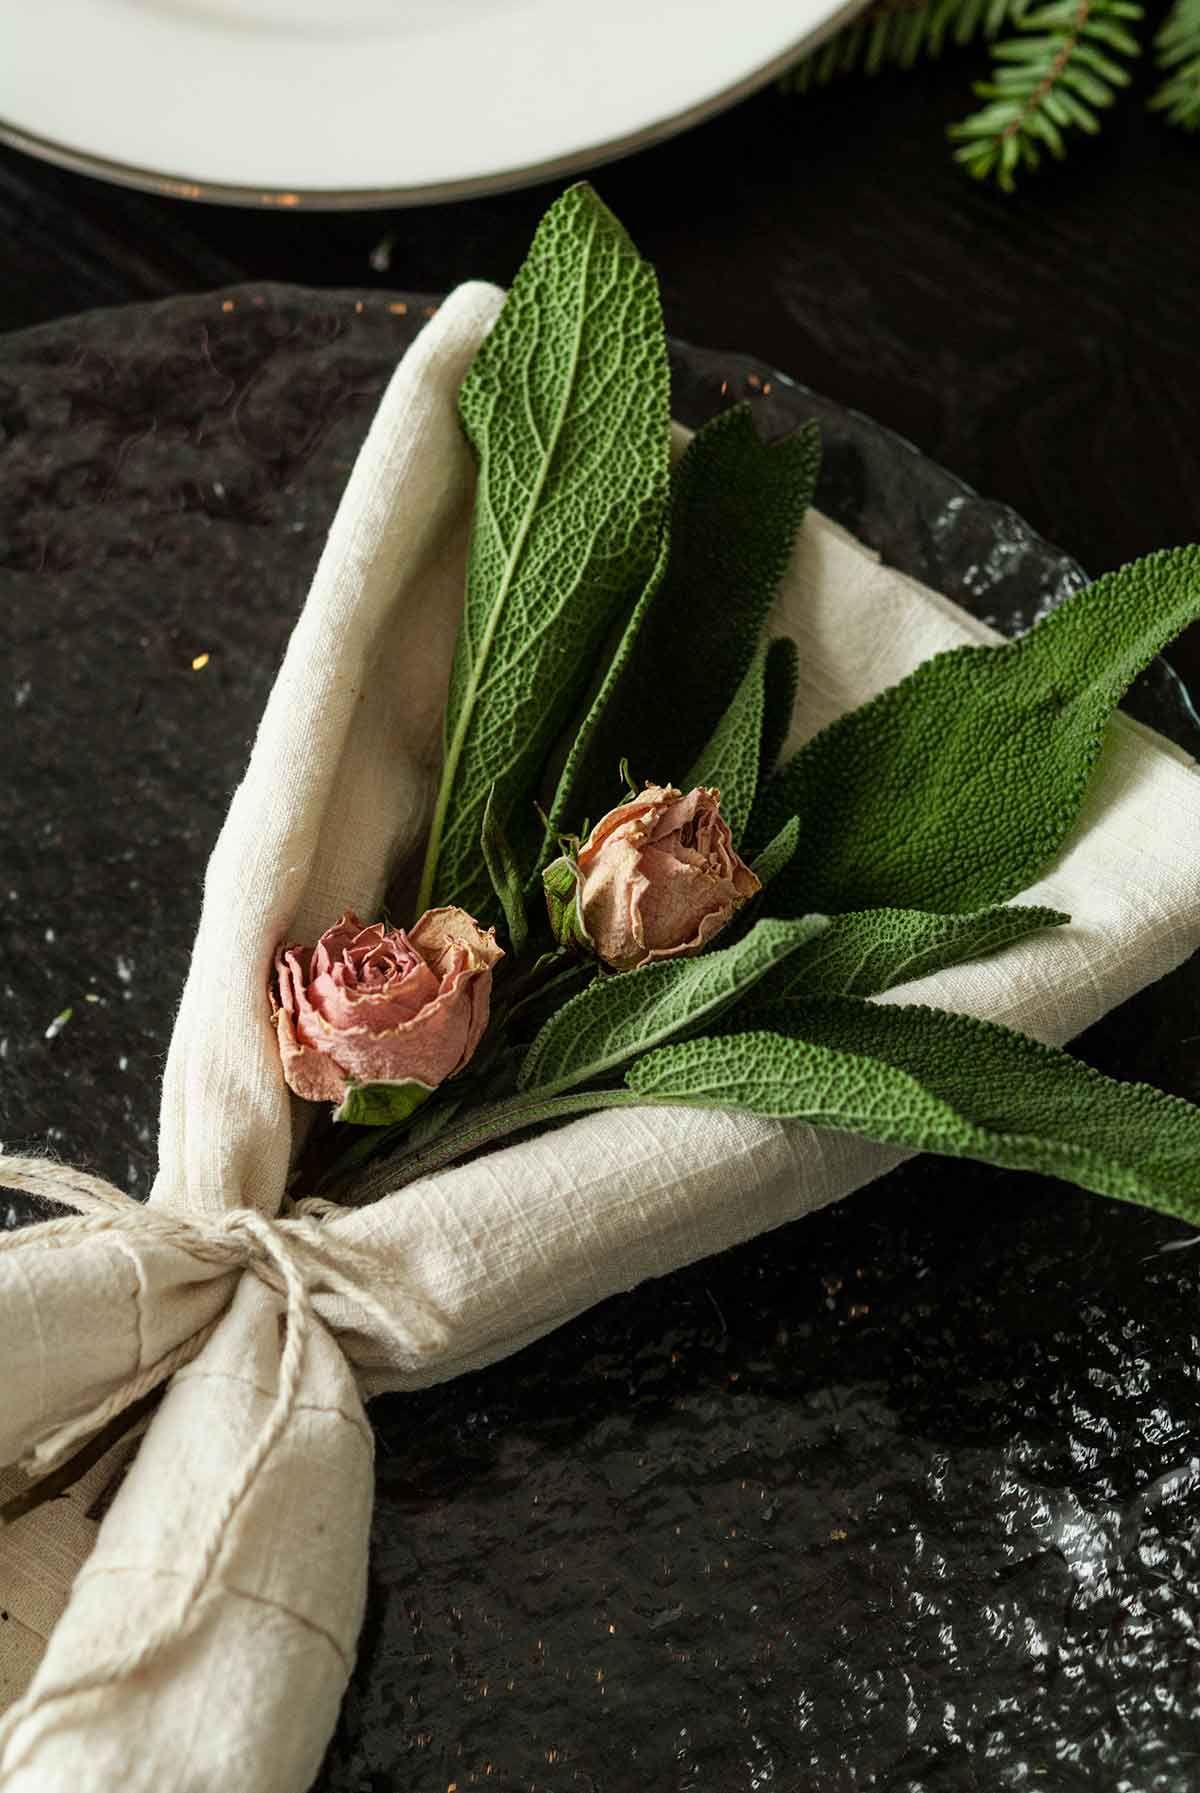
[0,0,866,212]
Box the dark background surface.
[6,49,1200,1793]
[3,49,1198,649]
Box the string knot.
[0,1151,448,1779]
[0,1158,446,1445]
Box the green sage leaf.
[684,644,767,846]
[696,998,1200,1227]
[518,914,829,1094]
[751,546,1200,915]
[627,1027,982,1143]
[543,406,820,852]
[417,184,671,918]
[534,526,671,878]
[358,1086,639,1195]
[403,1093,466,1151]
[481,784,529,957]
[760,636,801,786]
[334,1079,435,1129]
[758,903,1068,999]
[750,815,801,890]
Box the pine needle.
[781,0,1173,190]
[950,0,1142,189]
[1151,0,1200,127]
[781,0,1024,89]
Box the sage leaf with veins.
[540,405,820,860]
[749,815,801,890]
[417,183,671,920]
[531,524,671,888]
[480,784,530,957]
[627,1000,1200,1227]
[759,636,801,787]
[518,914,828,1095]
[684,644,767,847]
[750,546,1200,916]
[751,903,1068,1001]
[358,989,1200,1205]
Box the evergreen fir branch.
[1151,0,1200,127]
[782,0,1200,189]
[949,0,1142,189]
[783,0,1024,89]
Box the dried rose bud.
[272,908,502,1104]
[576,784,760,972]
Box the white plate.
[0,0,867,209]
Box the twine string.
[0,1153,448,1779]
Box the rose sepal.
[542,854,592,952]
[332,1078,437,1128]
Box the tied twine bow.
[0,1153,448,1779]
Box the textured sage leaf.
[404,1093,466,1151]
[684,645,766,846]
[362,1086,639,1193]
[750,815,801,890]
[759,903,1068,999]
[518,914,829,1094]
[334,1079,434,1128]
[533,525,671,878]
[543,406,820,849]
[625,1019,1200,1225]
[751,546,1200,915]
[481,784,529,957]
[760,636,801,786]
[627,1028,982,1141]
[702,998,1200,1226]
[418,184,671,918]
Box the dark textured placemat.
[3,289,1200,1791]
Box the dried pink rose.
[272,908,502,1104]
[575,784,761,972]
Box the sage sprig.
[540,404,821,864]
[517,915,830,1095]
[287,183,1200,1244]
[417,185,671,920]
[684,645,768,848]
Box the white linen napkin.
[2,280,1198,1792]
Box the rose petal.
[579,785,678,859]
[310,952,441,1031]
[636,848,726,953]
[309,911,373,980]
[578,835,650,971]
[271,946,349,1103]
[272,1005,348,1104]
[409,906,504,978]
[646,786,705,844]
[313,975,478,1087]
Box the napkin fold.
[2,282,1199,1792]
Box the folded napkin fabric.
[1,281,1198,1793]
